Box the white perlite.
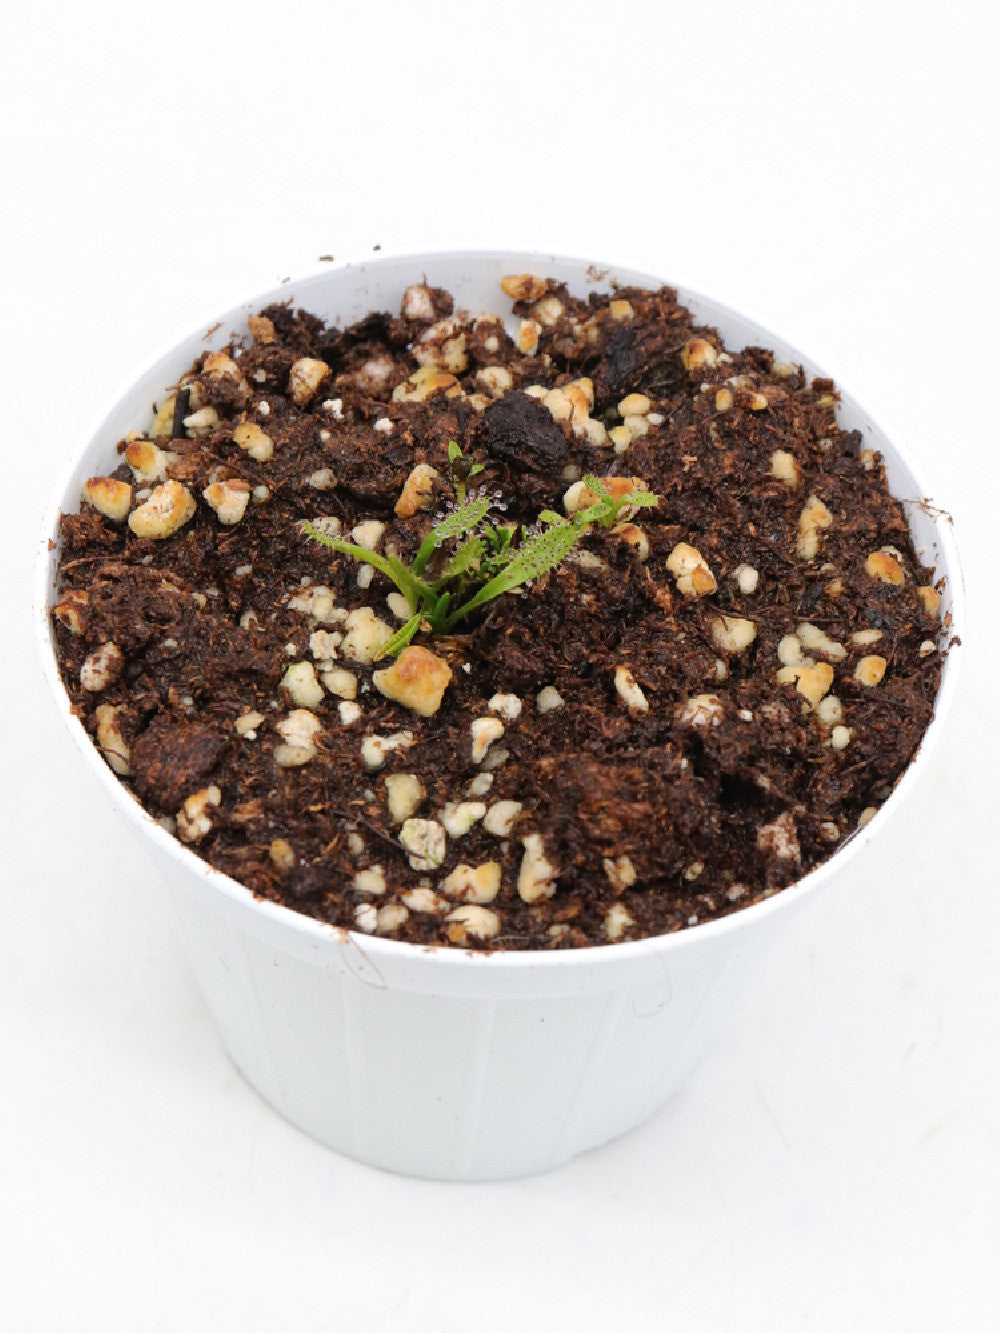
[482,800,522,837]
[441,861,502,904]
[466,772,494,797]
[350,519,386,551]
[536,685,565,713]
[177,785,221,843]
[488,693,522,720]
[604,903,634,941]
[385,774,424,823]
[471,716,505,762]
[603,855,637,892]
[274,709,323,766]
[354,865,387,896]
[517,833,558,902]
[756,811,801,861]
[445,905,500,943]
[439,802,487,837]
[361,731,415,770]
[81,641,123,692]
[341,607,393,663]
[399,818,447,871]
[321,665,357,699]
[614,666,648,712]
[281,661,325,708]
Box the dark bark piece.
[130,717,226,812]
[479,390,567,472]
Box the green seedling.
[300,448,657,657]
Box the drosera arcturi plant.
[299,445,658,658]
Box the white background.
[2,2,998,1329]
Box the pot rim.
[34,247,966,973]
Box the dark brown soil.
[52,276,946,949]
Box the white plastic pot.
[36,251,964,1180]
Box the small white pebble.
[536,685,565,713]
[234,710,266,738]
[339,700,363,726]
[309,629,341,660]
[308,469,337,490]
[441,861,502,905]
[282,661,325,708]
[439,801,487,838]
[354,865,386,895]
[402,887,447,914]
[816,695,843,726]
[604,903,634,941]
[735,564,760,595]
[488,693,522,720]
[471,716,505,762]
[385,773,424,823]
[603,855,637,892]
[321,665,357,699]
[354,903,378,933]
[483,800,523,837]
[467,772,494,797]
[777,634,805,668]
[399,818,447,871]
[361,730,414,770]
[351,520,385,551]
[445,904,500,944]
[376,902,409,935]
[517,832,558,902]
[614,665,648,713]
[374,417,393,434]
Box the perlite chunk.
[274,710,322,766]
[373,646,452,717]
[517,833,558,902]
[281,661,325,708]
[399,818,447,871]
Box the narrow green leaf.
[430,495,492,544]
[299,523,426,610]
[375,613,424,660]
[581,474,611,500]
[448,522,583,624]
[412,530,439,577]
[429,590,452,632]
[435,535,484,583]
[573,502,613,527]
